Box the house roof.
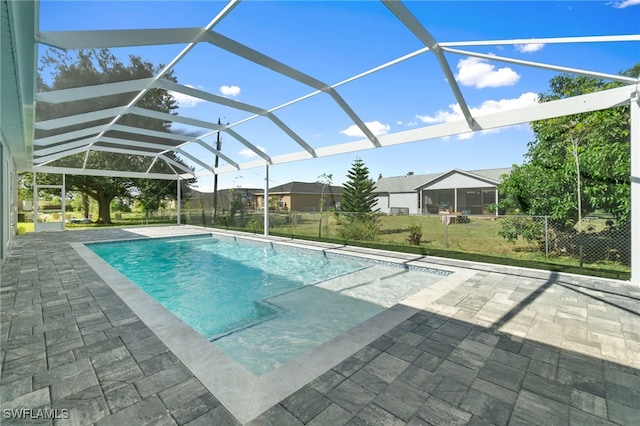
[256,181,343,196]
[374,167,513,193]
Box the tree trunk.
[82,193,90,218]
[95,191,114,224]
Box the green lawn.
[18,209,631,280]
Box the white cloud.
[170,85,204,108]
[220,85,241,97]
[416,92,538,138]
[612,0,640,8]
[514,43,544,53]
[455,57,520,88]
[238,146,266,158]
[340,121,390,138]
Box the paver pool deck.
[1,225,639,425]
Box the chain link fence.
[60,207,628,278]
[188,209,630,277]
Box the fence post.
[444,214,449,246]
[545,216,549,257]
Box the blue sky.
[39,1,640,191]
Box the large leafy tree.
[34,49,194,223]
[498,64,638,228]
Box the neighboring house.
[255,182,343,212]
[373,168,512,215]
[185,188,260,212]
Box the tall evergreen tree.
[341,158,378,217]
[337,158,380,241]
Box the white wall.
[1,138,17,262]
[389,193,419,215]
[374,194,389,214]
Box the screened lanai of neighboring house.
[1,0,639,283]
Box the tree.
[338,158,380,240]
[498,64,638,227]
[341,158,378,217]
[317,173,333,238]
[35,49,195,223]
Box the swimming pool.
[87,233,450,375]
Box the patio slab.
[1,225,638,425]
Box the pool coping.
[71,227,477,424]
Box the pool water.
[88,234,448,375]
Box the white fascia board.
[36,78,155,104]
[34,126,107,146]
[33,166,178,180]
[37,28,203,49]
[34,106,128,130]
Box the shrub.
[407,224,422,245]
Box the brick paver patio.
[1,226,638,425]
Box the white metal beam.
[33,125,109,146]
[225,128,273,164]
[203,31,382,148]
[33,166,178,180]
[34,106,128,131]
[34,137,97,157]
[38,28,203,49]
[129,106,223,131]
[382,0,478,132]
[96,136,181,152]
[35,78,154,104]
[194,140,239,169]
[175,148,215,174]
[440,34,640,48]
[109,124,196,144]
[442,48,639,85]
[630,91,639,285]
[159,154,195,176]
[33,146,96,165]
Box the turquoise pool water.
[88,234,448,375]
